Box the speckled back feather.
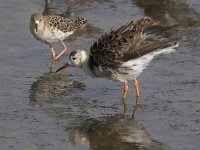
[44,15,87,32]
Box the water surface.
[0,0,200,150]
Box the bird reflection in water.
[43,0,55,15]
[29,73,84,103]
[69,115,171,150]
[133,0,200,27]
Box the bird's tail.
[143,24,178,37]
[135,16,179,37]
[73,17,87,29]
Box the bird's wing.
[89,20,136,68]
[89,16,171,69]
[46,15,86,33]
[121,38,178,62]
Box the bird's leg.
[50,45,56,60]
[132,97,140,118]
[134,79,140,98]
[53,41,67,61]
[122,81,128,117]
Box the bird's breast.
[33,26,74,44]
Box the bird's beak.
[56,62,70,72]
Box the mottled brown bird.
[56,16,179,116]
[30,13,87,61]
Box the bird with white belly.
[30,13,87,61]
[56,16,179,117]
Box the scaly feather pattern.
[89,16,176,71]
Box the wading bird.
[56,16,179,117]
[30,13,87,61]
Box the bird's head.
[56,50,88,72]
[30,13,43,32]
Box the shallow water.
[0,0,200,150]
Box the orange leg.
[122,81,128,117]
[50,46,56,60]
[53,41,67,61]
[134,79,140,98]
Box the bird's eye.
[72,57,76,60]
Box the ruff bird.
[30,13,87,61]
[56,16,179,116]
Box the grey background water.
[0,0,200,150]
